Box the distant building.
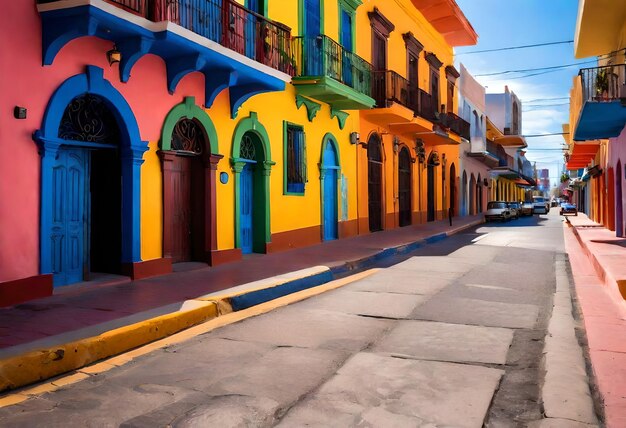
[537,169,550,194]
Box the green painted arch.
[320,133,341,172]
[231,112,272,163]
[231,112,273,254]
[160,96,219,154]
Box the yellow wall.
[355,0,455,109]
[141,141,163,260]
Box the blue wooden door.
[240,162,255,254]
[322,143,338,241]
[304,0,321,76]
[340,9,353,86]
[49,148,87,286]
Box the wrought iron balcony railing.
[486,140,509,167]
[579,64,626,102]
[443,112,470,140]
[38,0,295,76]
[418,89,438,122]
[371,70,419,114]
[292,35,373,97]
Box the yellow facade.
[137,0,475,263]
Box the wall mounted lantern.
[106,45,121,66]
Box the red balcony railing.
[579,64,626,102]
[371,70,419,114]
[38,0,295,76]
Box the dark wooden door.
[368,136,383,232]
[427,164,435,222]
[171,156,192,263]
[398,148,411,226]
[408,53,419,111]
[372,32,387,105]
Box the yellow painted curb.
[0,269,379,407]
[0,301,219,393]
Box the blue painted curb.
[424,232,447,244]
[230,270,334,311]
[229,221,479,312]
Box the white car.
[485,201,512,222]
[532,196,548,214]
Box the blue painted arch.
[34,65,148,277]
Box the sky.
[454,0,591,188]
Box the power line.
[523,97,569,103]
[475,59,599,77]
[524,133,570,137]
[523,103,570,108]
[456,40,573,56]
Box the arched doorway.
[427,151,438,222]
[461,171,468,216]
[398,146,412,226]
[321,135,340,240]
[368,133,383,232]
[469,174,476,215]
[477,173,483,213]
[232,113,272,254]
[37,67,146,286]
[160,97,221,264]
[608,167,616,231]
[449,163,456,216]
[617,160,623,237]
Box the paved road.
[0,210,597,427]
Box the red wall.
[0,3,205,282]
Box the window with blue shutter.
[284,122,307,195]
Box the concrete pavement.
[0,209,602,426]
[565,212,626,427]
[0,215,482,392]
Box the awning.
[566,142,600,169]
[494,135,527,148]
[513,178,532,186]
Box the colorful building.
[566,0,626,236]
[485,87,532,202]
[354,0,476,230]
[458,63,493,215]
[0,0,478,306]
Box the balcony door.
[303,0,321,75]
[372,33,387,104]
[245,0,265,59]
[408,53,419,111]
[340,9,353,86]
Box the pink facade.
[0,3,205,284]
[608,126,626,236]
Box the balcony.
[574,64,626,141]
[37,0,294,117]
[291,35,375,110]
[361,70,418,124]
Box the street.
[0,210,597,427]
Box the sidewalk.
[564,212,626,426]
[0,215,482,391]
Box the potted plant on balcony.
[595,69,609,100]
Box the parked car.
[560,202,578,216]
[532,196,548,214]
[507,202,521,219]
[485,201,512,222]
[521,202,534,216]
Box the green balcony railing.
[293,35,372,98]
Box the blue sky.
[454,0,591,186]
